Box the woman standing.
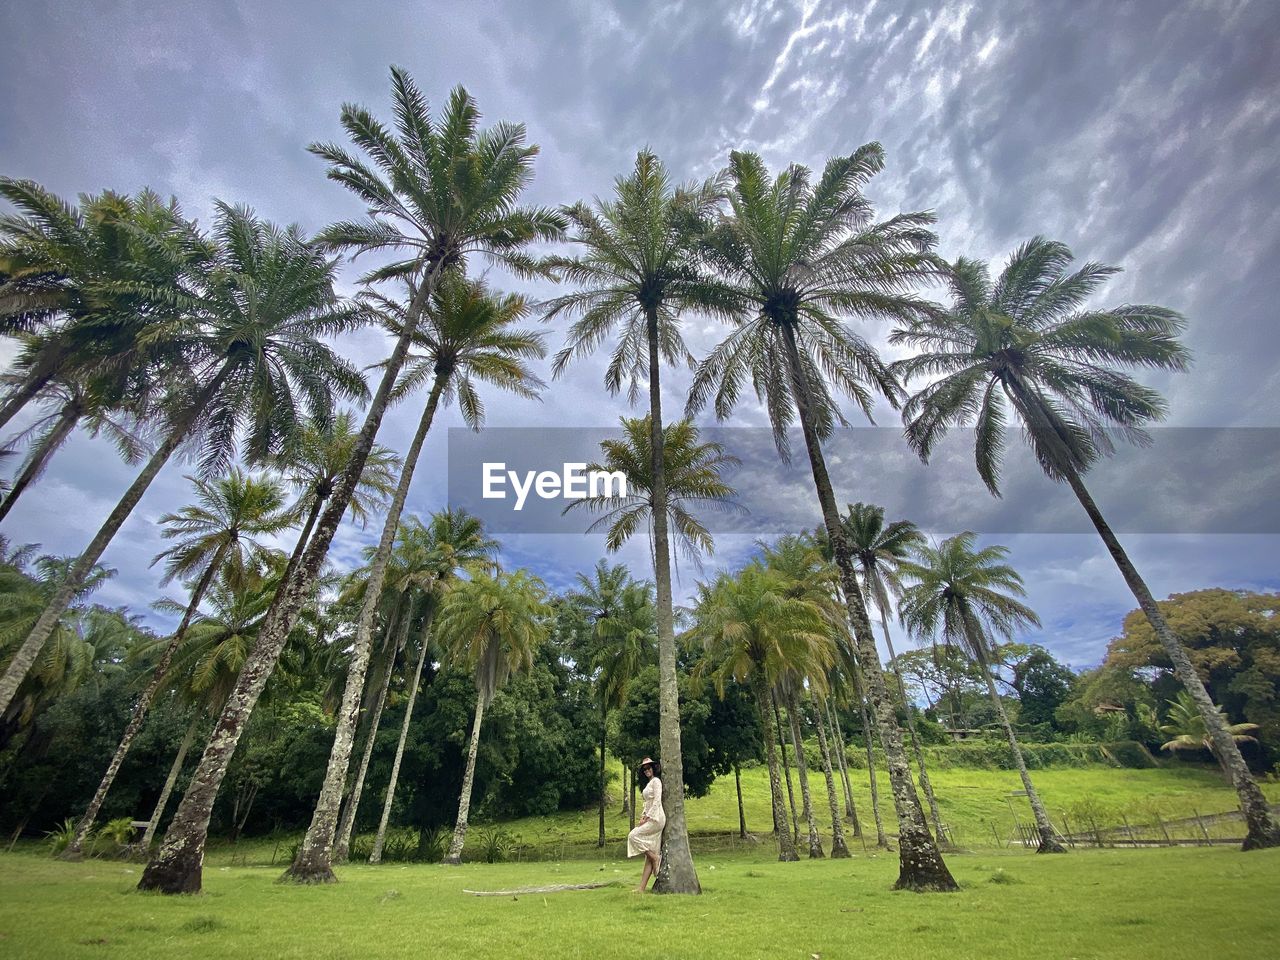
[627,757,665,891]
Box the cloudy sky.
[1,0,1277,669]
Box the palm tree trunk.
[783,687,824,858]
[369,625,434,865]
[620,760,630,814]
[629,767,636,831]
[754,676,798,861]
[772,692,801,847]
[64,538,230,857]
[138,268,439,896]
[825,700,860,834]
[735,763,747,839]
[0,402,78,524]
[141,715,200,852]
[0,355,62,433]
[810,692,850,857]
[0,363,232,718]
[643,305,699,895]
[779,322,956,892]
[335,613,404,864]
[1059,462,1280,850]
[285,373,448,883]
[967,618,1064,853]
[281,493,324,589]
[879,613,947,843]
[597,703,608,848]
[854,683,889,848]
[444,694,486,864]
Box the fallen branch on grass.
[463,881,623,897]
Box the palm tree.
[1160,691,1260,764]
[0,182,211,433]
[570,569,657,848]
[890,236,1280,850]
[689,145,957,890]
[141,70,561,895]
[62,469,292,857]
[0,201,367,721]
[366,510,498,864]
[0,371,149,524]
[897,532,1064,852]
[438,567,550,864]
[839,502,947,842]
[689,563,834,862]
[544,150,727,895]
[287,277,544,883]
[273,411,400,580]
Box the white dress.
[627,777,666,857]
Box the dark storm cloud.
[2,0,1277,665]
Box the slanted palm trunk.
[735,763,748,839]
[0,352,64,433]
[779,322,956,891]
[966,618,1064,853]
[753,676,798,861]
[335,616,405,864]
[444,694,487,864]
[0,400,79,524]
[643,305,699,895]
[138,271,438,896]
[597,703,608,848]
[65,539,230,858]
[854,683,888,848]
[772,693,801,846]
[810,692,850,857]
[620,760,630,815]
[369,627,434,864]
[1059,462,1280,850]
[0,364,233,717]
[783,689,824,858]
[879,613,947,843]
[142,715,201,851]
[286,374,448,883]
[825,701,860,835]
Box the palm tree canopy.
[897,532,1041,667]
[564,415,741,563]
[309,67,565,284]
[374,273,548,429]
[437,567,551,706]
[544,149,729,401]
[688,144,940,458]
[1159,690,1260,753]
[890,236,1190,494]
[835,502,924,620]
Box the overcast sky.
[1,0,1277,670]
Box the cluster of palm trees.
[2,64,1276,898]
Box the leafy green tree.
[891,237,1280,850]
[689,145,956,891]
[437,568,550,863]
[141,69,560,895]
[545,150,727,895]
[1009,646,1077,730]
[898,532,1065,852]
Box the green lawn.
[1,845,1277,959]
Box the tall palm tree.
[689,563,834,862]
[839,502,946,841]
[897,532,1064,852]
[544,150,727,895]
[367,510,498,864]
[438,567,550,864]
[689,145,957,890]
[287,277,544,883]
[0,370,149,524]
[63,469,292,857]
[0,182,211,433]
[890,236,1279,850]
[0,201,367,720]
[141,70,562,895]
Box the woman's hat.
[640,757,657,768]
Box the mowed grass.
[1,845,1278,959]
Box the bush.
[45,818,78,856]
[474,827,516,863]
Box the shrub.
[475,827,515,863]
[45,818,78,856]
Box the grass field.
[1,845,1277,959]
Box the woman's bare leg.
[636,854,654,892]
